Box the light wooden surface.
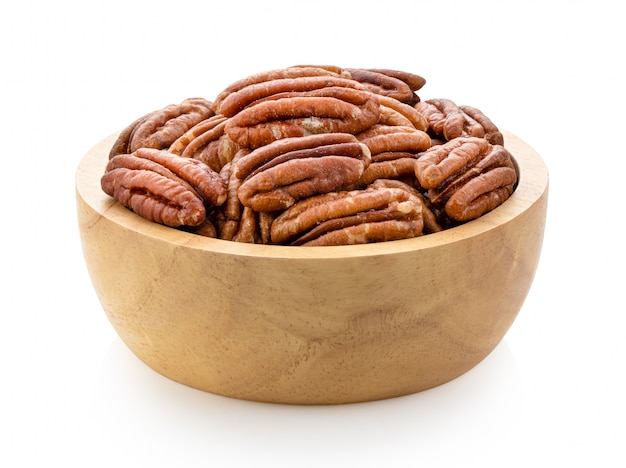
[76,130,548,404]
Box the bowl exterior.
[76,132,548,404]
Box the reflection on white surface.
[84,337,522,467]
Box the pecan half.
[168,115,241,172]
[376,95,429,131]
[357,125,430,162]
[212,150,249,241]
[301,219,424,246]
[415,98,504,145]
[347,68,425,104]
[369,179,443,234]
[444,168,516,221]
[210,153,277,244]
[195,134,241,173]
[354,125,429,187]
[132,148,227,206]
[234,133,371,212]
[168,114,228,157]
[414,137,517,221]
[213,65,350,112]
[229,206,259,243]
[216,74,366,118]
[101,168,206,227]
[108,98,214,157]
[356,157,420,188]
[221,75,380,149]
[459,105,504,145]
[270,185,424,246]
[102,148,227,227]
[367,68,426,92]
[108,110,155,158]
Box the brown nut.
[376,95,429,131]
[347,68,425,104]
[108,109,156,158]
[216,73,365,118]
[212,150,249,241]
[369,179,443,233]
[234,132,369,179]
[459,105,504,145]
[124,148,227,206]
[210,150,278,244]
[414,137,517,221]
[108,98,214,157]
[168,114,228,157]
[300,219,424,246]
[356,157,420,188]
[444,168,516,221]
[425,140,516,204]
[415,98,503,145]
[366,68,427,92]
[234,133,371,212]
[213,65,351,112]
[168,115,242,173]
[230,206,259,243]
[415,137,491,189]
[222,76,380,149]
[270,185,424,246]
[102,148,227,227]
[101,168,206,227]
[357,125,431,162]
[191,133,241,173]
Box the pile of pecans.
[101,65,518,246]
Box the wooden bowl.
[76,130,548,405]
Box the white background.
[1,0,625,466]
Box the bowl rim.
[76,130,549,260]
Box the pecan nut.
[415,98,504,145]
[221,205,259,243]
[300,219,424,246]
[210,150,279,244]
[347,68,425,104]
[195,134,241,173]
[369,179,443,234]
[459,105,504,145]
[216,72,364,118]
[444,168,516,221]
[211,150,249,241]
[108,98,214,157]
[414,137,517,221]
[168,114,228,157]
[102,148,227,227]
[219,69,380,149]
[270,185,424,246]
[357,125,431,162]
[130,148,227,206]
[168,115,241,172]
[375,95,429,131]
[108,110,155,158]
[213,65,350,112]
[234,133,371,212]
[353,125,430,187]
[356,157,420,188]
[101,168,206,227]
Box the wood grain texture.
[76,130,548,404]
